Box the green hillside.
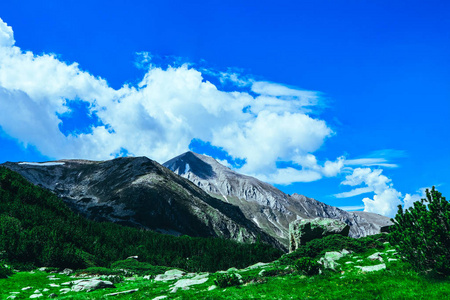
[0,166,282,272]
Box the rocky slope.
[163,152,393,246]
[2,157,283,250]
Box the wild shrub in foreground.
[279,234,385,265]
[0,262,13,279]
[390,187,450,276]
[214,273,241,288]
[295,257,320,275]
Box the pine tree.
[389,187,450,275]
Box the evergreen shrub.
[295,257,320,275]
[0,262,13,279]
[389,187,450,276]
[214,273,241,288]
[279,234,385,265]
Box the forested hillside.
[0,167,282,272]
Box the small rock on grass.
[355,264,386,272]
[208,285,217,291]
[48,294,57,299]
[152,296,167,300]
[29,294,43,299]
[22,287,32,291]
[105,289,138,296]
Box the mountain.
[163,151,393,246]
[2,157,284,251]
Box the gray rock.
[49,283,60,287]
[208,285,217,291]
[173,274,209,288]
[154,269,186,281]
[48,294,58,299]
[22,287,32,291]
[71,279,115,292]
[367,252,383,262]
[388,258,398,262]
[59,288,70,294]
[152,296,168,300]
[29,294,43,299]
[60,268,74,275]
[105,289,139,296]
[289,218,350,252]
[356,264,386,272]
[245,262,270,270]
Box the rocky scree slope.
[163,151,393,247]
[2,157,283,250]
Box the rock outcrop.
[289,218,350,252]
[164,151,393,247]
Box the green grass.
[2,243,450,300]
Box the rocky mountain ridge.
[163,151,393,246]
[2,157,283,250]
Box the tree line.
[0,166,282,272]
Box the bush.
[279,234,384,265]
[389,187,450,276]
[75,267,126,276]
[110,259,172,276]
[295,257,320,276]
[214,273,241,288]
[0,262,13,279]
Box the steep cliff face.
[2,157,284,250]
[164,152,392,246]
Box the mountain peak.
[163,151,218,179]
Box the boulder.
[289,218,350,252]
[318,249,351,271]
[355,264,386,272]
[172,274,209,288]
[71,279,115,292]
[59,268,74,275]
[154,269,186,281]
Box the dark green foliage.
[389,187,450,276]
[0,261,13,278]
[214,273,241,288]
[75,267,126,276]
[295,257,320,275]
[110,259,172,276]
[0,167,282,272]
[279,234,385,265]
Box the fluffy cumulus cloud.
[0,18,14,47]
[0,18,343,184]
[338,167,424,217]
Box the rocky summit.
[2,157,282,250]
[164,151,393,247]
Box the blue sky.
[0,0,448,217]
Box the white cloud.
[339,167,423,217]
[334,187,373,198]
[345,158,398,168]
[0,18,14,47]
[337,205,365,211]
[0,18,342,184]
